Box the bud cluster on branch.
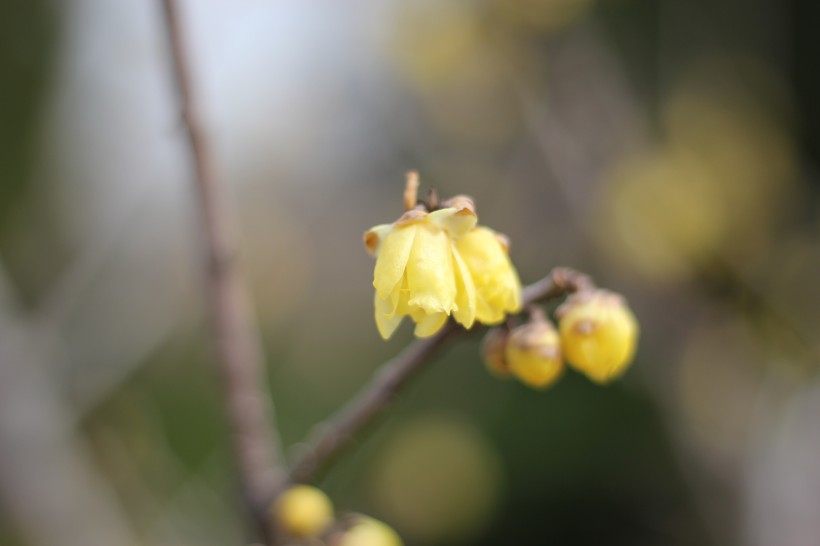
[273,485,402,546]
[366,173,639,391]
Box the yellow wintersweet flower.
[506,320,564,389]
[365,207,478,339]
[557,290,638,383]
[455,226,522,325]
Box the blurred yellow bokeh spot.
[388,1,522,148]
[602,147,725,281]
[597,56,797,282]
[369,416,503,543]
[661,59,796,247]
[390,1,483,88]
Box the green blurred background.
[1,0,819,545]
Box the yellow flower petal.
[375,292,405,340]
[456,226,522,325]
[406,223,457,314]
[413,310,448,338]
[374,224,417,300]
[364,224,395,256]
[452,247,476,329]
[427,206,478,239]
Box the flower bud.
[481,327,512,378]
[557,290,638,384]
[336,516,403,546]
[273,485,333,538]
[505,319,563,389]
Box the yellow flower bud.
[481,327,512,378]
[505,319,564,389]
[365,206,479,340]
[455,227,522,325]
[557,290,639,384]
[337,516,404,546]
[273,485,333,538]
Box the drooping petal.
[456,227,504,273]
[375,292,404,340]
[406,223,457,314]
[413,310,448,338]
[506,268,522,310]
[456,226,522,324]
[493,262,522,313]
[475,293,505,325]
[452,247,476,328]
[373,224,417,300]
[381,278,401,317]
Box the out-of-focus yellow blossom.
[370,418,502,542]
[455,226,522,325]
[273,485,333,538]
[337,516,404,546]
[481,327,512,378]
[557,290,638,384]
[365,206,478,339]
[506,320,563,389]
[598,58,796,282]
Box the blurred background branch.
[0,263,138,546]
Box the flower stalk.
[286,267,593,486]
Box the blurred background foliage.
[1,0,819,545]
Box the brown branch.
[288,322,459,485]
[521,266,594,303]
[159,0,284,533]
[287,267,593,486]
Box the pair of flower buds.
[364,177,521,340]
[274,485,402,546]
[483,290,638,388]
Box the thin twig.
[288,322,459,485]
[403,171,419,211]
[287,267,593,485]
[521,266,594,303]
[159,0,284,533]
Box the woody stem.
[285,267,594,487]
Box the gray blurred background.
[1,0,819,545]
